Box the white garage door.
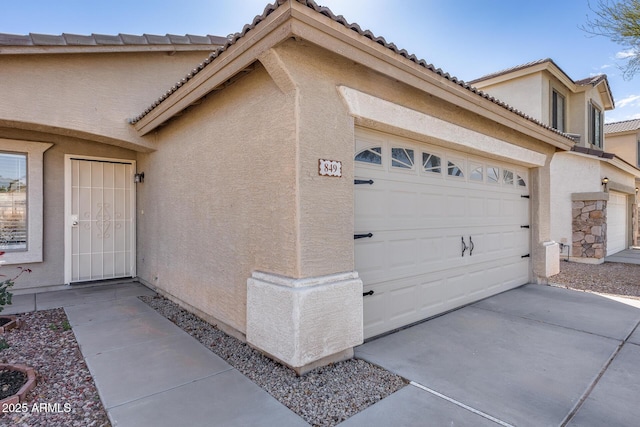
[355,130,531,339]
[607,191,627,256]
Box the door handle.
[71,215,78,226]
[469,236,474,256]
[461,236,468,257]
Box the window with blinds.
[0,153,27,251]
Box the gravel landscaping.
[0,308,109,427]
[549,260,640,299]
[0,258,637,427]
[140,295,407,427]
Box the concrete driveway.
[344,284,640,427]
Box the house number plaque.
[318,159,342,177]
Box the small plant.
[48,321,72,332]
[0,338,9,350]
[0,251,31,313]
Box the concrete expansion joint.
[409,381,514,427]
[561,319,640,426]
[105,367,235,410]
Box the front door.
[65,156,136,283]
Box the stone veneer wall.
[571,199,607,259]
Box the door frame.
[64,154,137,284]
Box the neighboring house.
[2,1,591,373]
[471,59,640,263]
[605,119,640,246]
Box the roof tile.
[0,33,33,46]
[119,33,149,45]
[144,34,171,45]
[29,33,66,46]
[604,118,640,134]
[167,34,191,45]
[92,33,124,45]
[62,33,97,45]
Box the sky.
[1,0,639,123]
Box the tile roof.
[575,74,608,86]
[0,32,227,47]
[605,118,640,134]
[571,145,615,159]
[468,58,557,84]
[126,0,574,142]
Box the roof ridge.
[468,58,553,84]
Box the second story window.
[551,90,565,132]
[637,140,640,168]
[589,102,603,148]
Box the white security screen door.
[67,158,135,282]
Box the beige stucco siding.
[136,65,297,333]
[550,152,637,247]
[0,51,210,151]
[607,133,638,167]
[473,74,545,123]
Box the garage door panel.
[607,192,627,255]
[356,131,531,339]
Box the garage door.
[355,130,531,339]
[607,191,627,256]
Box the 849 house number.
[318,159,342,177]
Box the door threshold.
[69,277,138,287]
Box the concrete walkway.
[605,247,640,264]
[9,282,306,427]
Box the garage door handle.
[354,179,374,185]
[363,290,374,297]
[354,233,373,239]
[461,236,468,257]
[469,236,474,256]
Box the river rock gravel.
[140,295,407,427]
[0,308,110,427]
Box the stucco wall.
[550,152,636,248]
[472,74,544,123]
[136,65,297,333]
[550,153,601,248]
[0,51,211,150]
[607,133,638,167]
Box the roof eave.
[0,44,221,55]
[134,4,294,135]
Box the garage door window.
[422,152,441,174]
[470,165,483,182]
[503,170,514,186]
[487,167,500,184]
[447,160,464,177]
[391,148,414,169]
[355,147,382,165]
[517,174,527,187]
